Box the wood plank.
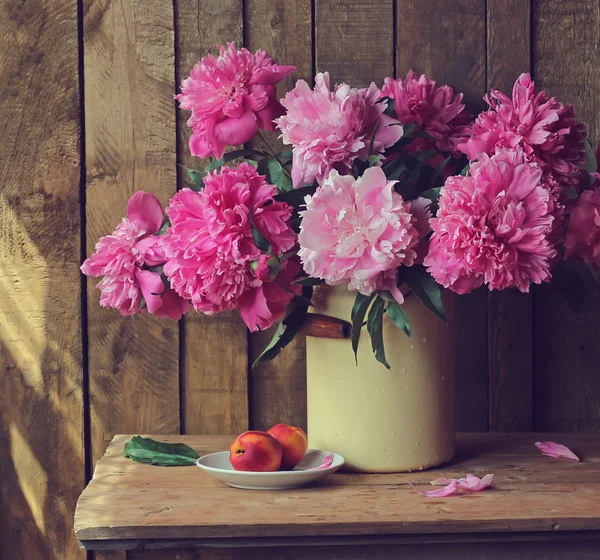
[174,0,249,436]
[0,1,85,558]
[395,0,488,431]
[531,0,600,431]
[486,0,533,432]
[315,0,394,87]
[245,0,312,431]
[128,539,600,560]
[75,433,600,546]
[84,1,180,558]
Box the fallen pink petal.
[408,480,460,497]
[312,453,335,470]
[535,441,580,462]
[431,473,494,492]
[457,473,494,491]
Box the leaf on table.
[535,441,580,462]
[123,436,200,467]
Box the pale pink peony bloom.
[535,441,580,462]
[163,163,298,331]
[381,71,472,152]
[275,73,403,188]
[424,148,557,294]
[459,73,585,189]
[81,191,189,319]
[176,43,295,159]
[564,189,600,271]
[298,167,420,299]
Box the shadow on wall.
[0,196,85,558]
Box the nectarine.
[267,424,308,469]
[229,431,282,472]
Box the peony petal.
[409,480,460,498]
[127,191,164,235]
[431,477,454,486]
[152,288,190,320]
[135,269,164,314]
[431,474,494,492]
[311,453,335,470]
[457,473,494,491]
[535,441,580,462]
[214,111,258,146]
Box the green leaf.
[552,263,585,313]
[379,96,395,116]
[460,163,470,176]
[400,123,416,137]
[368,154,384,167]
[366,297,390,369]
[368,121,380,156]
[268,158,293,192]
[412,150,437,163]
[395,160,428,200]
[428,156,450,188]
[386,302,412,337]
[252,296,310,367]
[156,216,171,235]
[351,293,375,364]
[275,149,293,160]
[251,223,271,253]
[206,149,268,173]
[382,156,408,181]
[584,138,598,173]
[402,265,446,322]
[184,167,205,190]
[293,276,325,286]
[123,436,199,466]
[274,183,318,208]
[420,186,441,203]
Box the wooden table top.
[75,433,600,551]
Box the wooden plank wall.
[0,1,599,558]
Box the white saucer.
[196,449,344,490]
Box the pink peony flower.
[238,257,302,332]
[298,166,420,299]
[424,148,557,294]
[81,191,189,319]
[275,73,403,188]
[459,73,585,189]
[564,188,600,271]
[381,71,472,152]
[163,162,298,331]
[176,43,295,159]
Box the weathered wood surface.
[486,0,533,432]
[245,0,312,432]
[395,0,489,432]
[531,0,600,433]
[174,0,249,437]
[0,0,85,558]
[127,539,600,560]
[76,433,600,547]
[84,0,181,467]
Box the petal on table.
[408,480,460,497]
[535,441,580,462]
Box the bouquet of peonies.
[83,43,600,368]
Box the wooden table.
[75,434,600,559]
